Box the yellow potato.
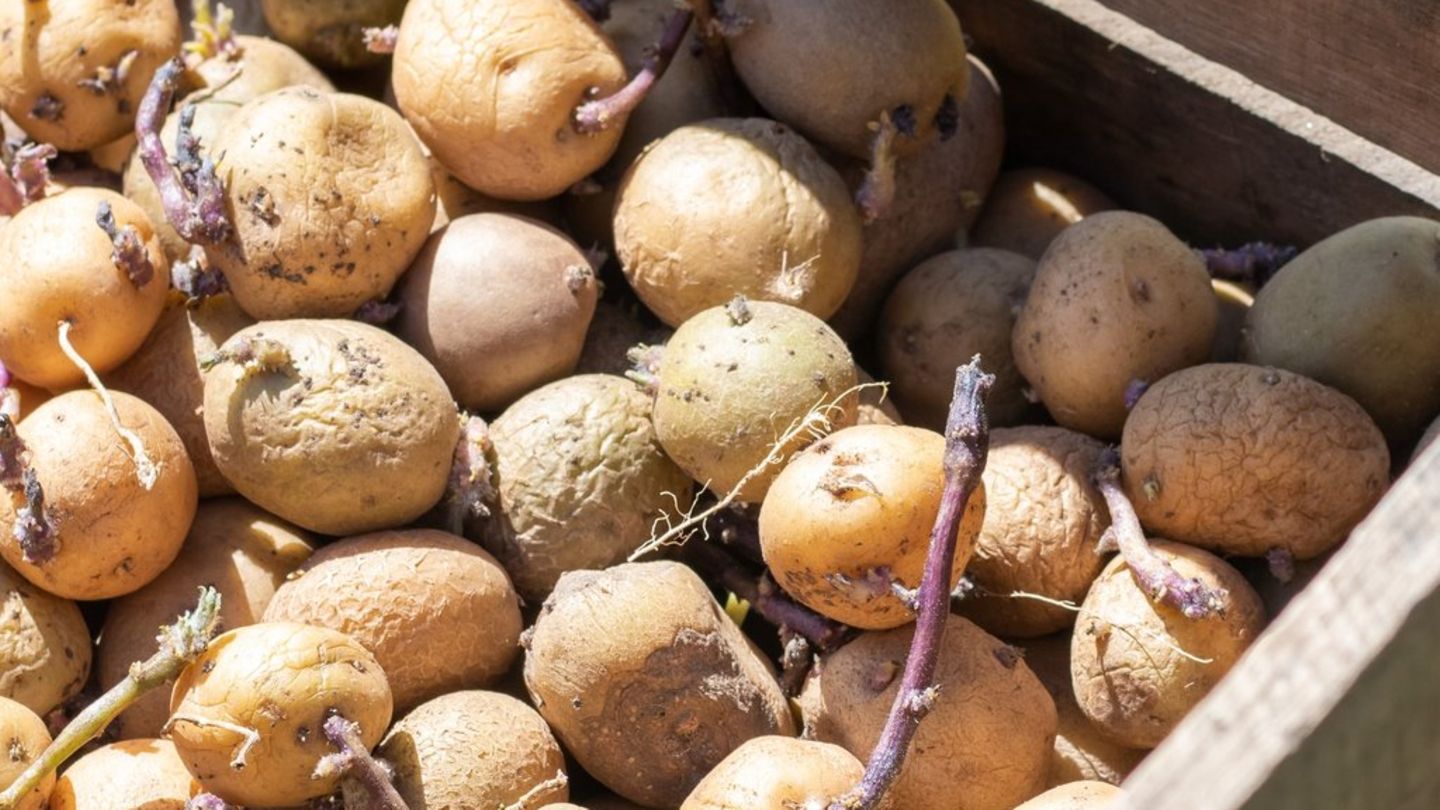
[50,739,200,810]
[0,562,90,716]
[681,736,868,810]
[968,168,1116,260]
[1015,781,1124,809]
[0,696,54,810]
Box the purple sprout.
[1199,243,1298,287]
[313,715,407,810]
[856,110,900,225]
[14,469,57,565]
[11,143,56,204]
[0,414,26,490]
[439,415,497,535]
[574,8,695,134]
[136,58,232,246]
[362,25,399,55]
[170,246,230,301]
[96,201,155,287]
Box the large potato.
[50,739,200,810]
[0,563,89,717]
[261,0,406,69]
[967,168,1115,259]
[0,697,52,810]
[680,736,867,810]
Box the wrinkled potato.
[99,499,315,740]
[393,0,628,200]
[800,618,1056,810]
[878,248,1036,430]
[168,622,394,807]
[968,168,1116,260]
[261,0,406,69]
[614,119,862,326]
[1071,540,1264,749]
[263,529,522,712]
[203,319,460,536]
[1122,363,1390,559]
[0,0,181,151]
[395,213,598,412]
[381,691,569,809]
[652,300,858,503]
[0,697,51,810]
[1012,211,1217,438]
[680,736,867,810]
[524,562,795,807]
[1015,781,1124,809]
[759,424,985,629]
[575,299,672,377]
[1210,279,1253,363]
[50,739,200,810]
[0,562,90,716]
[1,391,197,601]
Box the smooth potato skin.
[0,696,54,810]
[1121,364,1390,559]
[261,0,406,69]
[968,168,1116,260]
[0,563,89,717]
[50,739,200,810]
[680,736,867,810]
[1015,781,1124,809]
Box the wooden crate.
[948,1,1440,808]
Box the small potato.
[261,0,406,69]
[878,248,1036,430]
[968,168,1116,260]
[169,622,394,807]
[1,391,197,601]
[263,529,522,712]
[394,213,599,412]
[1016,781,1124,809]
[99,499,315,740]
[799,618,1056,810]
[203,319,460,536]
[0,563,90,716]
[614,119,862,326]
[524,562,795,807]
[50,739,200,810]
[1012,211,1217,439]
[759,424,985,629]
[1122,364,1390,559]
[381,691,569,809]
[680,736,866,810]
[0,696,54,810]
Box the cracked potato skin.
[1121,363,1390,559]
[680,736,868,810]
[50,739,200,810]
[0,697,51,810]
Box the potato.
[393,0,628,200]
[1417,415,1440,464]
[394,213,599,412]
[614,119,862,326]
[0,0,181,151]
[854,367,903,426]
[50,739,200,810]
[878,248,1036,430]
[0,696,53,810]
[203,319,460,536]
[479,375,693,601]
[168,622,393,807]
[1012,211,1217,438]
[1015,781,1124,809]
[1243,216,1440,450]
[1,391,197,601]
[0,562,89,716]
[381,691,569,809]
[524,562,795,807]
[759,424,985,629]
[652,300,858,503]
[576,299,672,377]
[429,157,563,233]
[1071,540,1264,749]
[680,736,866,810]
[958,427,1108,638]
[261,0,406,69]
[0,188,168,391]
[799,617,1056,810]
[1122,363,1390,559]
[724,0,968,159]
[968,168,1116,260]
[1209,279,1253,363]
[263,529,521,712]
[98,499,314,740]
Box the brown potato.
[260,0,406,69]
[1122,363,1390,559]
[429,156,563,233]
[680,736,866,810]
[50,739,200,810]
[0,697,52,810]
[614,119,862,326]
[6,379,49,423]
[1015,781,1124,809]
[524,562,795,807]
[0,562,89,716]
[575,299,672,377]
[968,168,1116,260]
[1012,211,1217,439]
[854,367,903,426]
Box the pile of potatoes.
[0,1,1433,808]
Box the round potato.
[968,168,1116,260]
[50,739,200,810]
[0,696,54,810]
[680,736,864,810]
[1016,781,1124,809]
[261,0,406,69]
[0,562,89,717]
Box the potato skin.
[1121,364,1390,559]
[0,563,90,717]
[615,118,862,326]
[263,529,522,712]
[168,622,394,807]
[1416,416,1440,464]
[261,0,406,69]
[381,691,569,809]
[0,188,169,390]
[1015,781,1124,809]
[99,499,314,740]
[0,697,51,810]
[50,739,200,810]
[968,168,1116,260]
[203,319,460,536]
[524,562,795,808]
[1012,211,1217,438]
[393,0,628,200]
[680,736,867,810]
[759,425,985,629]
[799,618,1057,810]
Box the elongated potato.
[0,697,52,810]
[967,168,1116,259]
[680,736,866,810]
[50,739,200,810]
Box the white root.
[164,713,261,770]
[503,769,569,810]
[56,320,158,490]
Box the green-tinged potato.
[576,299,672,377]
[394,213,598,412]
[263,529,522,712]
[0,562,89,716]
[98,499,314,739]
[799,618,1056,810]
[203,319,460,536]
[0,697,52,810]
[652,301,858,503]
[1122,364,1389,559]
[759,424,985,629]
[168,622,394,807]
[261,0,406,69]
[1012,211,1217,439]
[50,739,200,810]
[393,0,628,200]
[1,392,197,600]
[878,248,1035,430]
[381,691,569,809]
[680,736,868,810]
[1016,781,1124,809]
[614,119,862,326]
[1210,280,1253,363]
[1243,216,1440,450]
[967,168,1116,260]
[1072,541,1264,749]
[524,562,795,807]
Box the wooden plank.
[952,0,1440,248]
[1097,0,1440,177]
